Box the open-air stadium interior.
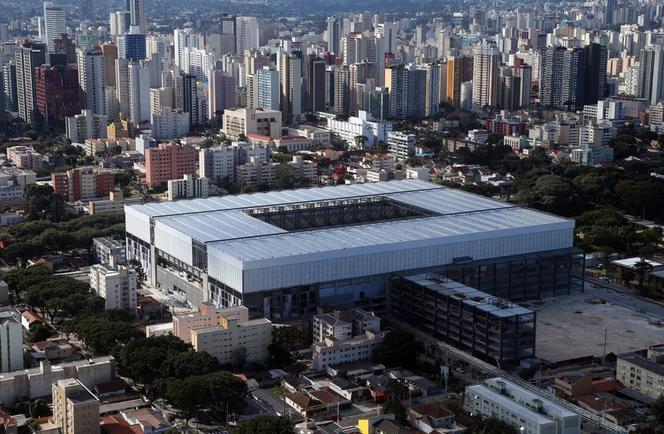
[125,180,584,320]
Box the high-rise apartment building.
[128,62,150,124]
[472,40,500,111]
[77,48,106,115]
[540,46,586,111]
[126,0,147,34]
[638,44,664,105]
[385,63,426,119]
[326,16,342,56]
[34,65,81,130]
[65,110,108,143]
[303,55,326,113]
[16,41,47,123]
[235,16,259,57]
[279,51,303,121]
[43,2,67,51]
[256,66,280,111]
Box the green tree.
[373,329,422,369]
[233,415,294,434]
[29,399,50,418]
[26,323,55,343]
[25,184,65,221]
[633,260,654,296]
[383,400,408,425]
[69,316,142,355]
[267,343,293,368]
[164,376,209,425]
[158,351,220,379]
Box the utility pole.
[602,328,607,366]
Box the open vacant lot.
[524,288,664,363]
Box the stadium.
[125,180,583,320]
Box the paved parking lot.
[525,287,664,363]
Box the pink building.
[144,143,198,188]
[172,303,248,343]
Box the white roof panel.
[208,207,571,262]
[157,210,287,243]
[127,179,442,218]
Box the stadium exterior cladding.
[125,180,583,320]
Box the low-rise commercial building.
[222,108,283,140]
[465,378,581,434]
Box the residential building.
[151,108,190,140]
[616,346,664,399]
[0,357,114,408]
[387,131,416,161]
[279,51,302,121]
[465,378,581,434]
[222,108,283,140]
[51,378,100,434]
[6,146,43,170]
[208,70,236,124]
[572,124,616,166]
[92,237,127,266]
[256,66,280,110]
[43,3,67,51]
[51,167,115,201]
[312,330,386,372]
[191,314,272,366]
[167,174,210,201]
[326,110,392,148]
[0,309,23,373]
[172,303,248,343]
[77,47,106,116]
[16,41,47,123]
[144,143,198,188]
[125,180,581,320]
[472,40,500,111]
[0,168,37,204]
[34,65,80,130]
[89,263,138,310]
[66,110,108,143]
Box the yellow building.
[51,378,100,434]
